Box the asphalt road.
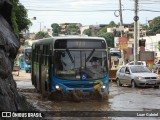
[13,70,160,120]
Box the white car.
[116,65,160,88]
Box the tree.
[97,32,114,47]
[97,26,108,35]
[51,23,60,36]
[83,29,92,36]
[66,23,80,35]
[148,16,160,35]
[12,0,32,36]
[34,31,50,40]
[108,21,117,27]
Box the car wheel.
[131,80,136,88]
[117,78,122,86]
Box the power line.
[27,9,118,12]
[26,8,160,13]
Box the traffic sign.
[118,37,128,50]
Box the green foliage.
[115,31,121,37]
[82,29,92,36]
[51,23,60,36]
[126,33,133,38]
[149,16,160,34]
[12,0,19,36]
[12,0,32,36]
[66,23,80,35]
[15,3,32,31]
[34,31,51,40]
[108,21,117,27]
[97,26,108,35]
[97,32,114,47]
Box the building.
[140,34,160,58]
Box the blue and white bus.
[31,36,109,99]
[19,47,31,73]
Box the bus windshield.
[110,51,121,58]
[25,49,31,65]
[54,50,108,80]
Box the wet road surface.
[13,70,160,120]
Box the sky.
[19,0,160,32]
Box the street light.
[30,17,43,32]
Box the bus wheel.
[41,80,48,98]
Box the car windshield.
[130,66,151,73]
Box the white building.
[140,34,160,58]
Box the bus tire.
[41,80,47,98]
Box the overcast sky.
[19,0,160,32]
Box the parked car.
[152,63,160,73]
[126,61,146,66]
[116,65,160,88]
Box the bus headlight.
[102,85,106,89]
[55,85,60,90]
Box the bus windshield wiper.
[66,49,74,63]
[86,49,95,62]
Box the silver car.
[116,65,160,88]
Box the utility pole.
[134,0,139,64]
[119,0,123,37]
[119,0,125,64]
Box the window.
[54,50,108,80]
[125,67,130,73]
[119,67,125,73]
[54,39,106,49]
[35,45,40,62]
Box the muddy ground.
[13,70,160,120]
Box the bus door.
[40,45,50,95]
[35,47,42,92]
[38,49,43,93]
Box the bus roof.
[32,36,106,45]
[24,47,31,50]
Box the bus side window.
[36,46,38,62]
[35,45,37,62]
[36,45,40,62]
[42,45,45,64]
[46,45,49,65]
